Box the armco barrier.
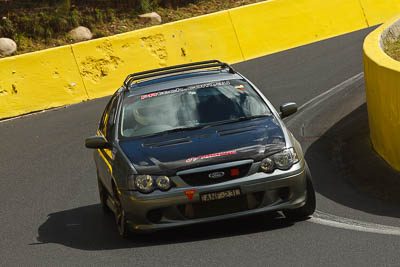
[363,15,400,172]
[1,0,400,120]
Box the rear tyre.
[97,177,111,214]
[283,174,316,221]
[113,185,130,238]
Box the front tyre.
[97,177,111,214]
[113,185,130,238]
[283,174,316,220]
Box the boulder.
[69,26,93,42]
[138,12,162,25]
[0,38,17,56]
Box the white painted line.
[311,211,400,236]
[297,72,364,113]
[284,72,364,125]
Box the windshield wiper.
[141,125,207,138]
[206,114,271,127]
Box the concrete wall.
[0,46,87,118]
[363,15,400,172]
[229,0,368,60]
[72,11,244,99]
[1,0,400,119]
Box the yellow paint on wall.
[162,11,244,64]
[360,0,400,26]
[229,0,368,60]
[0,46,87,119]
[72,11,243,99]
[363,15,400,171]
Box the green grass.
[0,0,264,57]
[384,37,400,61]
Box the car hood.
[119,116,286,175]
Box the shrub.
[0,17,16,38]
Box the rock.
[0,38,17,56]
[138,12,162,25]
[69,26,93,42]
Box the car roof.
[124,70,243,98]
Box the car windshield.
[120,79,271,138]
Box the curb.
[363,14,400,172]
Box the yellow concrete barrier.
[0,46,88,119]
[360,0,400,27]
[363,14,400,171]
[72,11,244,99]
[229,0,368,60]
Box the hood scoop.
[142,137,191,148]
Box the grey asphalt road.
[2,26,400,266]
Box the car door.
[95,94,119,194]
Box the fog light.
[147,209,163,223]
[278,187,291,200]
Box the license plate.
[200,188,241,202]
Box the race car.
[85,60,316,237]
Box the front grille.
[177,191,264,219]
[179,163,252,186]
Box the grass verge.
[383,33,400,61]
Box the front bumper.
[120,160,307,233]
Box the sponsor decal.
[184,189,196,200]
[141,81,231,100]
[235,85,246,91]
[140,92,158,99]
[186,150,237,163]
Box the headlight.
[260,157,274,172]
[135,175,154,193]
[273,148,299,170]
[156,176,171,191]
[127,175,172,193]
[259,148,299,173]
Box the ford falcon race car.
[85,60,316,237]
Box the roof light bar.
[123,60,235,91]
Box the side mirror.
[85,136,109,149]
[280,102,298,119]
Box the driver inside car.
[123,98,176,137]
